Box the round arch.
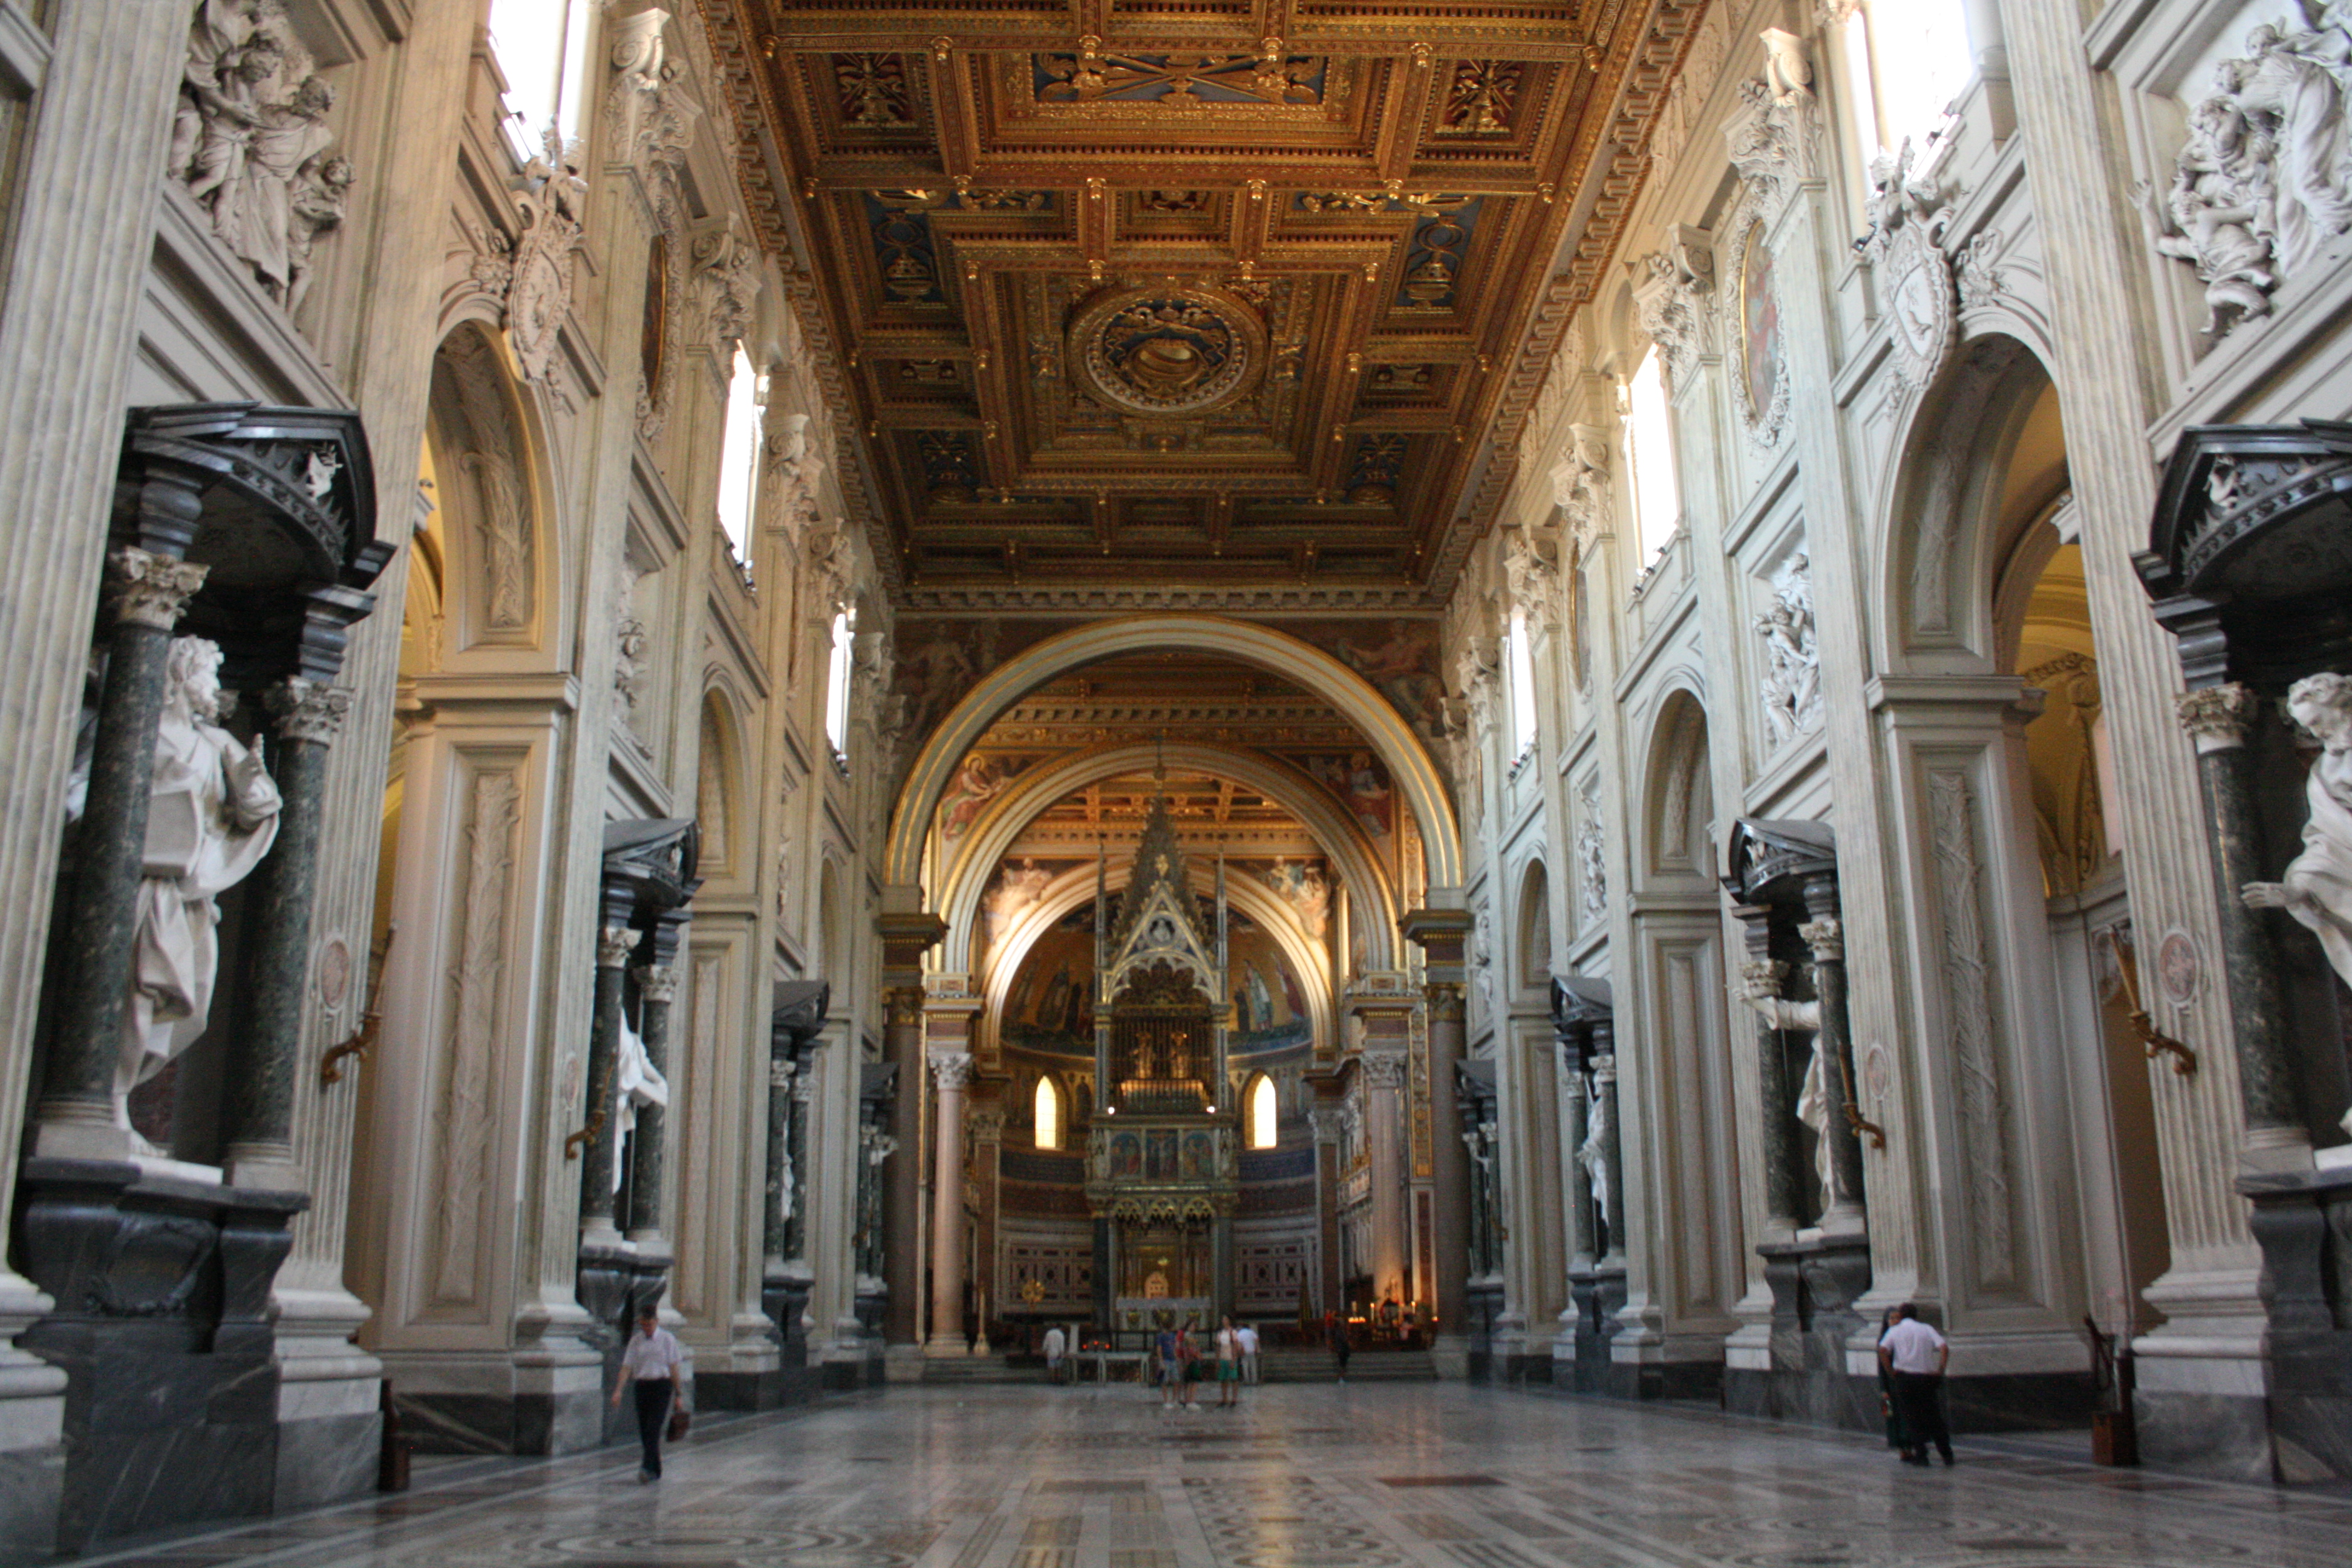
[1641,685,1714,884]
[979,861,1336,1067]
[884,615,1463,898]
[421,320,568,665]
[935,740,1399,973]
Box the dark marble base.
[397,1392,523,1456]
[1501,1352,1554,1385]
[1462,1282,1504,1384]
[15,1159,306,1552]
[2137,1388,2278,1481]
[518,1387,607,1457]
[1729,1233,1875,1431]
[0,1439,64,1560]
[821,1349,887,1391]
[697,1364,820,1412]
[1601,1357,1723,1403]
[577,1242,673,1451]
[2240,1160,2352,1482]
[273,1408,381,1512]
[1566,1264,1625,1394]
[1947,1370,2100,1432]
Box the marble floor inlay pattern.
[62,1384,2352,1568]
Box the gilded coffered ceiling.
[707,0,1708,604]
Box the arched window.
[823,610,853,759]
[486,0,591,160]
[1625,347,1681,567]
[1246,1074,1278,1151]
[715,348,762,573]
[1835,0,1975,169]
[1506,607,1538,760]
[1035,1076,1062,1151]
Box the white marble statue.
[2245,672,2352,998]
[1738,965,1834,1210]
[1754,556,1821,749]
[1575,1078,1612,1222]
[110,638,281,1138]
[613,1005,671,1192]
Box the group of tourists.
[1143,1316,1256,1408]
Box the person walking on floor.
[1176,1319,1201,1409]
[1215,1315,1243,1408]
[1155,1323,1180,1410]
[1327,1310,1351,1382]
[611,1304,687,1482]
[1878,1302,1953,1467]
[1238,1319,1260,1385]
[1043,1322,1067,1385]
[1875,1306,1911,1457]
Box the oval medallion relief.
[1067,284,1266,417]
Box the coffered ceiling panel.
[712,0,1697,603]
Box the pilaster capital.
[929,1049,973,1092]
[105,547,209,631]
[966,1108,1004,1141]
[1308,1107,1348,1143]
[1425,981,1466,1022]
[1796,918,1843,964]
[886,985,926,1027]
[633,964,679,1003]
[598,926,638,969]
[1361,1050,1408,1089]
[266,678,354,744]
[2177,683,2259,752]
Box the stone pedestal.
[575,1242,673,1449]
[1722,1234,1878,1432]
[2238,1162,2352,1481]
[1564,1261,1626,1394]
[15,1158,305,1553]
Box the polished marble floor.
[68,1382,2352,1568]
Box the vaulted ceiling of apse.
[710,0,1685,603]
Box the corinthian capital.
[1361,1050,1408,1089]
[633,964,679,1003]
[105,548,209,631]
[2176,683,2259,752]
[267,678,354,745]
[930,1049,973,1091]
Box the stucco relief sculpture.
[1859,140,1957,394]
[1631,233,1714,391]
[2148,8,2352,339]
[508,132,590,387]
[79,638,281,1142]
[1575,786,1606,926]
[171,0,349,312]
[2244,678,2352,1076]
[1753,555,1821,749]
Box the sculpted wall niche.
[170,0,350,313]
[2147,5,2352,340]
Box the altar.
[1114,1295,1214,1331]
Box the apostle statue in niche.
[2244,674,2352,1089]
[612,1002,670,1191]
[87,637,281,1144]
[1738,962,1835,1212]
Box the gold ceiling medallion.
[1067,284,1267,419]
[1034,51,1324,107]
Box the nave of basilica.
[0,0,2350,1558]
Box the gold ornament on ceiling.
[1067,284,1267,418]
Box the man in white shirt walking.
[612,1305,687,1481]
[1042,1323,1067,1384]
[1877,1303,1953,1467]
[1238,1321,1260,1385]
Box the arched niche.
[884,616,1463,902]
[978,861,1335,1068]
[935,741,1397,974]
[1516,859,1553,992]
[696,685,748,886]
[1874,333,2068,676]
[1644,688,1715,884]
[420,321,562,666]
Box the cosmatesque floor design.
[64,1382,2352,1568]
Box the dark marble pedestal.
[15,1157,306,1553]
[1462,1279,1504,1383]
[577,1243,673,1449]
[2239,1161,2352,1481]
[1561,1263,1625,1395]
[1723,1233,1879,1431]
[697,1268,821,1411]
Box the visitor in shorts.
[1042,1322,1067,1385]
[610,1304,685,1482]
[1878,1303,1954,1467]
[1155,1324,1181,1408]
[1238,1320,1260,1384]
[1215,1314,1243,1407]
[1176,1319,1200,1408]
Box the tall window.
[1035,1076,1062,1151]
[716,348,762,570]
[1837,0,1975,167]
[486,0,590,162]
[1247,1074,1278,1151]
[1506,609,1538,759]
[1625,348,1681,566]
[824,610,853,757]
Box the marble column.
[765,1053,794,1270]
[221,678,353,1187]
[1740,957,1803,1234]
[967,1107,1003,1349]
[2178,685,2307,1154]
[1556,1047,1594,1270]
[1801,901,1869,1233]
[1428,984,1472,1334]
[578,925,636,1242]
[926,1048,972,1353]
[35,545,210,1152]
[1311,1105,1345,1316]
[1364,1050,1409,1303]
[881,984,926,1344]
[1592,1044,1627,1263]
[625,959,680,1243]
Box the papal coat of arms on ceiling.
[1067,284,1268,418]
